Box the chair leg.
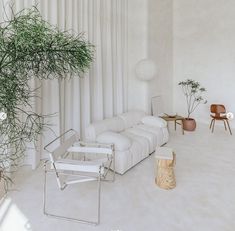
[212,119,215,133]
[226,120,232,135]
[101,149,116,183]
[223,120,227,131]
[209,119,214,129]
[43,166,100,225]
[43,163,48,216]
[97,176,101,225]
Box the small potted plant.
[178,79,207,131]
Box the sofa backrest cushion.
[85,117,125,142]
[118,110,146,129]
[141,116,167,128]
[96,131,131,151]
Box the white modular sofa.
[85,110,169,174]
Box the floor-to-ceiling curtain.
[0,0,128,168]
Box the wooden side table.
[155,147,176,190]
[160,115,185,135]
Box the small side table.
[154,147,176,190]
[160,115,184,135]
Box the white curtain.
[0,0,128,167]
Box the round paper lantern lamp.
[135,59,157,81]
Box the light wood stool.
[155,147,176,190]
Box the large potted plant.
[0,7,94,193]
[178,79,207,131]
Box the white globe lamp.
[135,59,157,81]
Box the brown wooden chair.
[209,104,232,135]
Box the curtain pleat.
[116,0,124,115]
[80,0,91,137]
[1,0,128,167]
[111,0,117,115]
[103,0,114,118]
[93,0,104,121]
[122,0,128,112]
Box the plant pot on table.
[183,118,196,131]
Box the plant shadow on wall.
[178,79,207,131]
[0,7,94,190]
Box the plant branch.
[0,6,94,188]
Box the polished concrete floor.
[1,124,235,231]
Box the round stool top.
[155,147,174,160]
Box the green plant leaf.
[0,7,94,187]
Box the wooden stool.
[155,147,176,190]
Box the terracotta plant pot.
[183,118,196,131]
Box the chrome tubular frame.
[101,144,115,182]
[43,129,116,225]
[43,160,102,225]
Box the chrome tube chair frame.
[43,129,115,225]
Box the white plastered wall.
[148,0,173,114]
[173,0,235,128]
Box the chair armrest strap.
[55,159,102,173]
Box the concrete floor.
[0,124,235,231]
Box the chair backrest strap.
[67,146,113,155]
[55,160,103,174]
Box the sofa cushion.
[122,131,150,159]
[141,116,167,128]
[136,124,164,146]
[125,127,156,153]
[114,150,132,174]
[162,127,169,144]
[85,117,125,142]
[96,131,131,151]
[118,110,146,129]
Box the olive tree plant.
[178,79,207,118]
[0,7,94,186]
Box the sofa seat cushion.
[136,124,164,146]
[129,141,143,166]
[121,131,150,159]
[85,117,125,142]
[141,116,167,128]
[96,131,131,151]
[125,127,156,153]
[114,150,132,174]
[162,127,169,144]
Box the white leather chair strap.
[55,159,102,173]
[67,146,113,155]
